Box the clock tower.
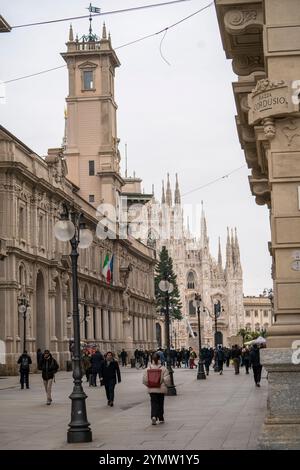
[61,22,124,207]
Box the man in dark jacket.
[39,350,59,404]
[250,344,262,387]
[120,349,128,367]
[216,346,225,375]
[17,351,32,389]
[90,349,104,386]
[100,351,121,407]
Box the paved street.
[0,366,267,450]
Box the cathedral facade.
[154,175,244,349]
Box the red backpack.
[147,368,162,388]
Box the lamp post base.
[67,388,92,443]
[167,384,177,396]
[197,361,206,380]
[67,429,92,443]
[166,367,177,396]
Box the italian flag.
[102,254,114,285]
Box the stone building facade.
[154,175,244,349]
[216,0,300,448]
[243,295,272,332]
[0,24,157,375]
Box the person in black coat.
[90,349,104,386]
[17,351,32,389]
[36,348,43,369]
[249,344,262,387]
[100,352,121,406]
[39,350,59,404]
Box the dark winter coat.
[100,359,121,384]
[250,347,261,367]
[91,351,104,373]
[17,353,32,371]
[39,354,59,380]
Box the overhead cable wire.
[4,1,213,84]
[11,0,193,29]
[181,165,247,197]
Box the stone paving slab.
[0,365,267,450]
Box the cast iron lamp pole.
[194,294,206,380]
[54,203,93,443]
[159,279,176,396]
[18,293,30,353]
[213,300,221,348]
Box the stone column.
[49,290,57,352]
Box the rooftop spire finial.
[69,24,74,42]
[102,22,107,39]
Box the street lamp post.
[54,203,93,443]
[18,293,30,353]
[158,279,176,396]
[194,294,206,380]
[213,300,221,348]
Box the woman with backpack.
[142,352,171,426]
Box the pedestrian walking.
[17,351,32,389]
[189,348,197,369]
[142,352,171,425]
[231,345,241,374]
[120,349,128,367]
[90,349,104,386]
[39,350,59,405]
[100,351,121,407]
[36,348,43,368]
[250,344,262,387]
[216,345,225,375]
[242,346,250,374]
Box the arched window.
[187,272,195,289]
[255,323,260,331]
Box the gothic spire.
[218,236,222,267]
[174,173,181,205]
[231,228,236,266]
[166,173,172,206]
[226,227,233,271]
[161,180,166,204]
[200,201,208,249]
[234,227,242,277]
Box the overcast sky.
[0,0,271,295]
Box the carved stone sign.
[248,79,298,125]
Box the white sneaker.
[151,417,157,425]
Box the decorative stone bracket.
[224,8,263,36]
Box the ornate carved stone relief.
[232,55,264,76]
[224,8,262,35]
